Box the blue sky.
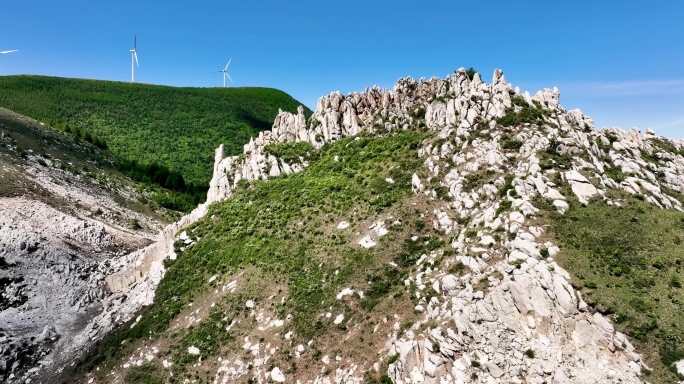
[1,0,683,138]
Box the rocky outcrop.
[207,69,519,205]
[77,68,684,383]
[196,68,684,383]
[69,202,209,360]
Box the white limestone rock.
[565,170,598,204]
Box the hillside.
[0,75,310,186]
[64,69,684,384]
[0,107,173,383]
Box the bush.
[495,200,512,217]
[497,99,551,127]
[501,137,523,150]
[524,349,535,358]
[652,257,666,269]
[130,218,141,230]
[448,261,467,275]
[465,67,477,80]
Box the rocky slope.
[76,68,684,383]
[0,108,167,383]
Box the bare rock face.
[0,109,163,383]
[0,196,158,383]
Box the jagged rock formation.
[210,68,521,202]
[198,68,668,383]
[79,68,684,383]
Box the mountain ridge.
[35,68,684,383]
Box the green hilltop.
[0,75,310,186]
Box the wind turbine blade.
[224,58,231,71]
[0,50,18,54]
[134,52,139,67]
[226,73,233,83]
[134,35,137,50]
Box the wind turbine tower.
[216,59,232,87]
[130,36,139,82]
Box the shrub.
[263,141,318,164]
[501,137,523,150]
[448,261,467,275]
[124,363,164,384]
[465,67,477,80]
[495,200,512,217]
[652,257,666,269]
[497,100,551,127]
[524,349,535,358]
[499,175,515,197]
[130,218,141,230]
[434,185,450,200]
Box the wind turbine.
[215,59,232,87]
[130,36,139,82]
[0,50,18,55]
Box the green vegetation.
[50,121,108,149]
[537,195,684,381]
[649,137,684,158]
[116,160,206,211]
[124,363,164,384]
[262,141,318,164]
[497,95,551,127]
[0,75,310,185]
[462,169,496,192]
[501,135,523,150]
[0,109,180,219]
[465,67,477,81]
[76,130,446,381]
[538,141,573,170]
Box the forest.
[0,75,310,186]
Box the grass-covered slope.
[0,75,310,185]
[534,193,684,382]
[75,130,440,383]
[0,107,204,216]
